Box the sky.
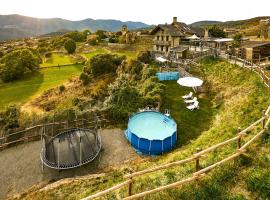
[0,0,269,24]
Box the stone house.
[150,17,203,56]
[235,41,270,62]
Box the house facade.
[150,17,200,55]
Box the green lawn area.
[80,48,138,61]
[40,53,75,67]
[160,81,216,146]
[80,48,109,61]
[0,64,83,109]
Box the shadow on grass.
[0,71,44,108]
[160,81,216,146]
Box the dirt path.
[0,128,139,200]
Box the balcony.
[154,40,170,46]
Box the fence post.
[262,110,266,129]
[195,148,201,171]
[237,127,242,149]
[128,177,133,196]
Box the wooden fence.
[82,105,270,200]
[221,53,270,88]
[0,116,110,151]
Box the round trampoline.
[125,111,177,155]
[41,128,101,169]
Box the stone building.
[120,24,136,44]
[235,41,270,62]
[150,17,203,55]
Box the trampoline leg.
[41,161,44,173]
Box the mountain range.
[0,14,149,40]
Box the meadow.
[0,64,83,108]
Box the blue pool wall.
[156,72,180,81]
[125,112,177,155]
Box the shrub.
[64,39,76,54]
[0,104,20,131]
[59,85,65,93]
[137,51,153,64]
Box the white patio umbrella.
[177,77,203,92]
[156,56,168,63]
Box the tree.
[96,30,107,41]
[64,39,76,54]
[233,33,243,47]
[104,75,143,121]
[83,30,91,38]
[0,49,40,82]
[86,54,125,76]
[64,31,86,42]
[209,25,227,38]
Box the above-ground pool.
[156,72,180,81]
[125,111,177,155]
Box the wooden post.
[128,177,133,196]
[237,127,242,149]
[262,110,266,129]
[195,148,201,171]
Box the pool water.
[156,72,180,81]
[128,111,176,140]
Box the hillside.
[191,16,270,28]
[190,20,221,27]
[0,14,149,40]
[9,57,270,200]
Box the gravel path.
[0,128,138,200]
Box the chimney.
[204,28,209,39]
[173,17,177,23]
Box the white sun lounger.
[185,97,197,104]
[182,92,193,100]
[187,101,199,111]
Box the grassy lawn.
[0,64,83,109]
[40,53,75,67]
[80,48,109,61]
[160,81,216,146]
[80,48,138,61]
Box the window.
[161,46,164,51]
[157,36,159,40]
[166,47,169,52]
[166,36,169,41]
[161,36,164,41]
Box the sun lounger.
[184,97,197,104]
[182,92,193,100]
[187,101,199,111]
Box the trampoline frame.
[40,112,102,170]
[40,128,101,170]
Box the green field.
[40,53,75,67]
[0,64,83,109]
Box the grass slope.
[40,53,76,68]
[160,81,216,146]
[10,57,270,200]
[0,64,83,109]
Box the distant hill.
[190,17,270,29]
[0,14,150,40]
[190,21,222,27]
